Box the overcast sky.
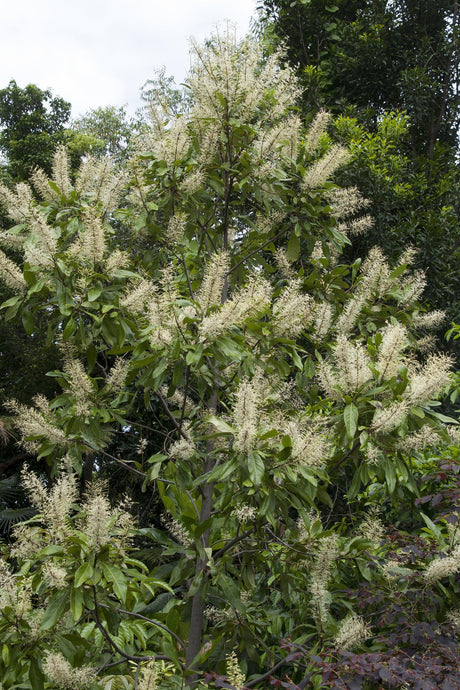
[0,0,258,119]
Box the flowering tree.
[0,29,458,690]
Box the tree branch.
[97,601,186,654]
[156,390,190,441]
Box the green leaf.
[343,403,358,440]
[420,511,446,545]
[4,299,22,321]
[87,343,97,371]
[40,591,69,631]
[286,233,300,261]
[74,561,94,588]
[28,657,44,690]
[347,466,363,500]
[28,277,48,295]
[206,415,235,435]
[303,357,316,378]
[207,456,239,482]
[247,450,264,485]
[36,544,64,557]
[62,316,76,339]
[2,644,10,665]
[22,309,34,335]
[48,180,62,195]
[356,559,373,582]
[1,295,21,309]
[161,639,181,669]
[383,456,397,494]
[172,358,185,388]
[88,286,102,301]
[149,463,162,481]
[185,343,204,365]
[70,587,83,621]
[101,561,128,603]
[148,452,167,464]
[428,410,458,424]
[56,633,83,659]
[215,335,243,359]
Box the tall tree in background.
[258,0,460,154]
[0,81,71,182]
[67,105,138,163]
[257,0,460,327]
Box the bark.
[185,390,218,686]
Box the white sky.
[0,0,258,119]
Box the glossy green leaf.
[74,562,94,588]
[40,591,69,631]
[247,450,265,485]
[101,561,128,604]
[343,402,358,440]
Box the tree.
[257,0,460,154]
[0,31,458,689]
[0,81,71,181]
[140,66,187,117]
[66,105,139,164]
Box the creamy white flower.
[335,614,372,650]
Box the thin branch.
[124,420,170,437]
[197,218,217,255]
[227,229,286,277]
[245,654,302,688]
[91,588,154,663]
[180,251,195,300]
[97,601,186,653]
[330,440,360,471]
[178,365,191,431]
[213,527,256,559]
[156,390,190,441]
[95,447,147,478]
[184,488,201,521]
[265,526,313,556]
[0,452,35,476]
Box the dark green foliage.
[331,114,460,328]
[0,80,71,180]
[257,0,460,154]
[0,474,36,536]
[140,66,186,116]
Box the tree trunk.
[185,391,217,686]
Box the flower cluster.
[199,276,272,339]
[43,652,95,689]
[310,535,340,628]
[334,614,372,651]
[226,651,246,690]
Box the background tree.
[257,0,460,153]
[0,80,167,518]
[0,80,71,182]
[140,66,187,117]
[66,105,138,164]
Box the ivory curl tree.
[0,31,458,689]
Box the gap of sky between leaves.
[0,0,257,117]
